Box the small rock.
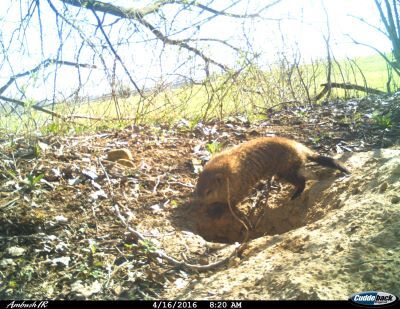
[241,276,249,282]
[191,158,203,174]
[71,281,85,294]
[379,182,388,193]
[82,169,98,180]
[54,215,68,223]
[346,224,360,233]
[90,190,108,200]
[391,195,400,204]
[116,159,135,167]
[107,149,133,161]
[335,244,344,252]
[149,204,162,213]
[7,246,26,257]
[228,257,241,268]
[38,141,50,152]
[113,285,123,296]
[198,257,209,265]
[68,177,82,186]
[51,256,71,267]
[174,278,188,289]
[0,259,16,268]
[335,199,343,208]
[352,187,360,195]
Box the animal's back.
[196,137,313,206]
[225,137,310,201]
[231,137,310,175]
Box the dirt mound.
[175,153,351,244]
[162,148,400,300]
[1,110,399,299]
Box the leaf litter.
[0,95,399,299]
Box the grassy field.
[1,52,398,134]
[351,53,393,88]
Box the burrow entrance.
[173,170,346,244]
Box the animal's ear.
[215,173,224,185]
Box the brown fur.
[194,136,350,205]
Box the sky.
[266,0,389,59]
[0,0,392,101]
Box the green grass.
[335,53,397,91]
[352,54,392,87]
[1,52,398,134]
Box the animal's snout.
[191,188,200,200]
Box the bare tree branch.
[59,0,175,18]
[60,0,282,19]
[348,35,400,76]
[348,14,389,41]
[57,0,282,71]
[0,59,97,95]
[0,95,66,119]
[192,0,283,18]
[91,10,144,96]
[136,15,229,71]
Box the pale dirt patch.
[161,148,400,300]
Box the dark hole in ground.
[171,169,345,244]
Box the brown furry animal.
[194,136,350,206]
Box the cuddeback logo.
[349,291,399,307]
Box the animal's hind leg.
[279,171,306,200]
[290,178,305,200]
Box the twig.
[61,0,232,71]
[347,35,400,76]
[226,177,250,244]
[0,95,66,120]
[98,158,115,198]
[98,157,240,271]
[91,10,144,97]
[0,59,96,95]
[167,181,195,188]
[113,204,240,271]
[193,0,282,19]
[0,198,19,211]
[252,180,272,230]
[68,114,137,121]
[345,259,395,266]
[0,233,47,239]
[153,175,162,194]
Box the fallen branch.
[113,204,241,271]
[313,82,386,101]
[97,157,241,272]
[68,114,136,121]
[322,82,386,95]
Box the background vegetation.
[1,0,400,135]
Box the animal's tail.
[306,153,350,174]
